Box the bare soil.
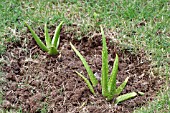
[0,26,164,113]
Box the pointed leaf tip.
[115,77,129,96]
[70,42,98,87]
[24,22,48,52]
[75,71,95,94]
[107,53,119,98]
[52,21,64,48]
[44,23,52,48]
[101,26,109,97]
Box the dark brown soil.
[0,26,164,113]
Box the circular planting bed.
[0,26,164,113]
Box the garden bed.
[1,26,164,113]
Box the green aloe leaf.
[138,91,145,96]
[51,21,63,48]
[48,47,58,55]
[24,22,48,52]
[115,77,129,96]
[101,26,109,97]
[75,71,95,94]
[44,23,51,48]
[70,42,98,87]
[115,92,137,104]
[108,54,119,96]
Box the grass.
[0,0,169,112]
[134,67,170,113]
[134,87,170,113]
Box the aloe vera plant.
[70,26,137,104]
[25,21,63,55]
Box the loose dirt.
[0,26,164,113]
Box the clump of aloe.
[25,21,63,55]
[70,26,137,104]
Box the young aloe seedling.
[25,21,63,55]
[70,26,137,104]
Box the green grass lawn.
[0,0,169,112]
